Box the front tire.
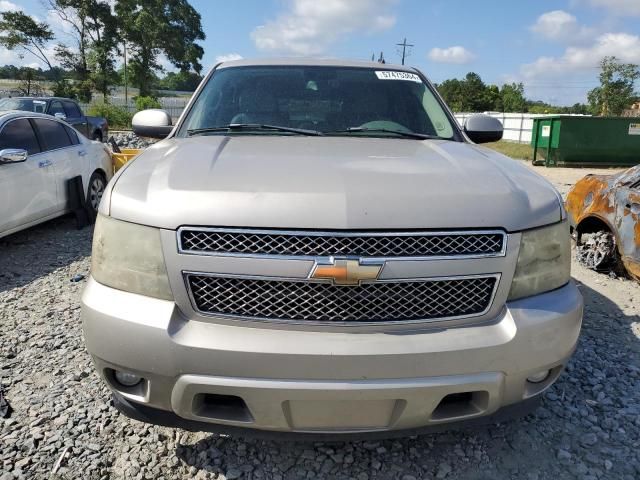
[86,172,106,218]
[576,230,623,275]
[92,131,103,143]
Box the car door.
[48,100,66,120]
[613,169,640,268]
[0,118,58,235]
[31,118,79,213]
[62,100,88,137]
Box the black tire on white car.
[86,171,106,218]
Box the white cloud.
[251,0,397,56]
[215,53,243,63]
[512,31,640,104]
[0,46,56,69]
[587,0,640,16]
[0,0,21,12]
[0,0,58,70]
[427,46,475,64]
[156,54,177,73]
[521,32,640,79]
[530,10,594,43]
[46,8,77,38]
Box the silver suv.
[82,58,582,437]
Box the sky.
[1,0,640,105]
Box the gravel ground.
[107,132,157,150]
[1,163,640,480]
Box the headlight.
[91,214,173,300]
[508,221,570,301]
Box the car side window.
[33,119,73,151]
[63,101,82,118]
[0,119,41,155]
[64,125,80,145]
[49,101,65,116]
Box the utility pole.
[123,40,128,107]
[396,37,414,65]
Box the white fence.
[79,96,190,120]
[454,112,589,144]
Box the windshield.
[180,66,458,139]
[0,98,47,113]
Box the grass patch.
[484,141,534,161]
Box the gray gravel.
[107,131,157,150]
[1,170,640,479]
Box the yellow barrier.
[112,148,143,172]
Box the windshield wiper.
[187,124,324,137]
[328,127,440,140]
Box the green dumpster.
[531,116,640,167]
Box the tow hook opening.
[192,393,253,423]
[431,391,490,421]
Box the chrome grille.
[187,274,498,323]
[179,228,505,258]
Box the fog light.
[527,370,551,384]
[114,371,142,387]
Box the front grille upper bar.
[177,227,508,260]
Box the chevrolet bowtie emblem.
[310,257,384,286]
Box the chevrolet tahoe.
[81,58,583,438]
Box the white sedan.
[0,111,113,239]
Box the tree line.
[435,57,639,116]
[0,0,204,101]
[0,64,203,94]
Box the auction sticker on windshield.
[375,71,422,83]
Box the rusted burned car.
[566,165,640,280]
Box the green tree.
[588,56,640,116]
[48,0,120,102]
[134,95,161,110]
[482,84,501,112]
[86,1,120,101]
[87,103,133,128]
[567,103,589,115]
[0,11,55,70]
[436,73,501,112]
[461,73,493,111]
[47,0,91,88]
[17,67,46,95]
[500,83,526,112]
[115,0,205,97]
[158,70,202,91]
[52,78,79,99]
[436,78,464,111]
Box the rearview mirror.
[54,112,67,121]
[464,115,503,144]
[132,109,173,139]
[0,148,28,164]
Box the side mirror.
[132,109,173,139]
[0,148,28,164]
[54,112,67,121]
[464,114,503,144]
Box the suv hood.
[108,136,562,231]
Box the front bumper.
[82,278,582,435]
